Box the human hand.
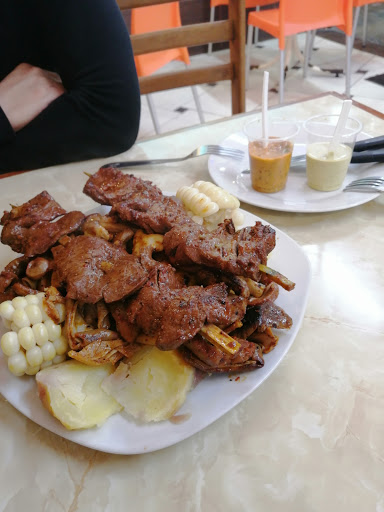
[0,63,65,132]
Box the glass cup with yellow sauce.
[244,120,299,193]
[303,115,362,191]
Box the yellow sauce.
[249,139,294,193]
[306,142,352,191]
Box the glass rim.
[243,119,300,141]
[303,114,362,138]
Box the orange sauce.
[248,139,294,193]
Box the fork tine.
[209,148,245,160]
[348,180,384,185]
[214,149,244,157]
[347,176,384,184]
[206,145,244,157]
[212,152,244,161]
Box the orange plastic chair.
[208,0,276,54]
[131,2,204,133]
[246,0,353,103]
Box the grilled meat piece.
[179,336,264,373]
[1,191,85,257]
[248,282,279,306]
[83,167,193,234]
[233,300,293,341]
[163,219,276,281]
[52,235,148,304]
[125,264,247,350]
[113,194,194,234]
[0,256,31,302]
[83,166,163,205]
[0,190,65,225]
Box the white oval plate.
[0,209,311,454]
[208,131,380,213]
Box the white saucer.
[208,131,381,213]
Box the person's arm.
[0,0,141,172]
[0,63,65,138]
[0,107,14,146]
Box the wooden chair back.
[117,0,246,115]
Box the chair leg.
[345,35,352,98]
[303,31,312,79]
[191,86,205,124]
[362,4,368,46]
[254,6,260,47]
[146,94,161,134]
[352,6,361,48]
[279,49,285,104]
[245,24,254,90]
[208,7,215,55]
[307,29,316,65]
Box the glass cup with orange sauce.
[244,120,300,193]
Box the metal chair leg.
[352,6,361,48]
[246,24,254,90]
[208,7,215,55]
[146,94,161,134]
[254,6,260,47]
[362,4,368,46]
[306,30,316,66]
[345,35,352,98]
[191,86,204,124]
[303,31,312,78]
[279,49,285,104]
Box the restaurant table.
[0,92,383,512]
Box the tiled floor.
[137,34,384,141]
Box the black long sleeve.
[0,0,141,172]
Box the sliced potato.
[36,361,122,430]
[101,347,195,423]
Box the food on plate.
[0,293,68,376]
[36,361,122,430]
[0,167,296,429]
[306,142,352,191]
[176,180,244,230]
[101,346,195,423]
[248,139,294,193]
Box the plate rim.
[0,208,311,454]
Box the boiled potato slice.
[36,361,122,430]
[101,347,195,423]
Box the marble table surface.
[0,93,383,512]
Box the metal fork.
[343,176,384,192]
[100,145,245,169]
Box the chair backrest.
[211,0,276,7]
[353,0,382,5]
[131,3,190,77]
[280,0,353,40]
[117,0,246,115]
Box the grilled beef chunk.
[163,219,276,281]
[0,191,85,257]
[113,195,193,234]
[83,167,193,233]
[83,167,163,205]
[179,335,264,373]
[1,191,65,225]
[52,236,148,304]
[0,256,30,302]
[125,264,247,350]
[233,300,293,341]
